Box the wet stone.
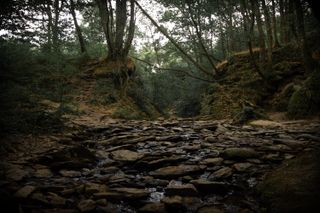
[197,205,225,213]
[209,167,233,180]
[31,192,67,206]
[165,180,198,196]
[14,185,37,198]
[190,179,230,194]
[77,199,96,212]
[34,168,53,178]
[233,163,253,172]
[138,203,167,213]
[111,150,144,162]
[223,148,259,159]
[59,170,81,177]
[201,157,224,166]
[85,183,107,194]
[149,165,206,179]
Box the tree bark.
[271,0,280,47]
[52,0,61,52]
[261,0,273,63]
[294,0,316,72]
[240,0,266,81]
[69,0,87,54]
[45,0,53,52]
[123,0,135,57]
[251,0,267,62]
[279,0,286,43]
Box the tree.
[68,0,87,54]
[294,0,316,72]
[96,0,135,61]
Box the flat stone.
[59,170,81,177]
[273,139,306,148]
[201,158,224,166]
[249,120,282,128]
[197,205,224,213]
[165,181,198,196]
[31,192,66,206]
[138,203,167,213]
[209,167,233,180]
[111,150,144,162]
[223,148,259,159]
[161,195,183,205]
[205,137,216,143]
[6,167,29,181]
[182,144,201,151]
[85,183,107,194]
[36,146,96,170]
[34,168,53,178]
[78,199,96,212]
[190,179,230,194]
[149,165,206,179]
[14,185,37,198]
[233,163,253,172]
[161,196,201,210]
[94,188,149,200]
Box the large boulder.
[257,150,320,213]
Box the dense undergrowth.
[200,44,320,120]
[0,40,80,135]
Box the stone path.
[1,119,320,213]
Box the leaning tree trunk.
[70,0,87,54]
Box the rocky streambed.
[1,119,320,213]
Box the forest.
[0,0,320,212]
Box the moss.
[232,106,266,125]
[287,70,320,118]
[257,151,320,213]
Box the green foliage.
[0,39,80,135]
[288,70,320,118]
[112,105,146,120]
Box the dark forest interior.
[1,0,320,212]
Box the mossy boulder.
[257,150,320,213]
[287,70,320,118]
[232,106,266,125]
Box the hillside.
[201,45,320,122]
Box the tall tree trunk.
[286,0,296,43]
[271,0,280,47]
[279,0,286,43]
[294,0,316,72]
[240,0,266,81]
[45,0,53,52]
[113,0,127,60]
[52,0,61,52]
[251,0,267,62]
[69,0,87,54]
[261,0,273,63]
[96,0,114,54]
[123,0,135,57]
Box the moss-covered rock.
[287,70,320,118]
[257,150,320,213]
